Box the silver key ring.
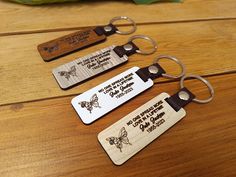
[153,55,186,79]
[128,35,157,55]
[110,16,137,35]
[180,75,214,104]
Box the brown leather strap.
[135,63,166,82]
[165,87,195,112]
[113,42,139,57]
[94,24,118,36]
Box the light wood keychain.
[38,16,137,61]
[53,35,157,89]
[98,75,214,165]
[71,55,185,124]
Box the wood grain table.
[0,0,235,176]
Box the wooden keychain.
[71,55,185,124]
[38,16,137,61]
[53,35,157,89]
[98,75,214,165]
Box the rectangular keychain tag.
[38,28,106,61]
[98,92,186,165]
[71,67,154,124]
[53,45,128,89]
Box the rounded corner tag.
[38,28,106,61]
[72,67,153,124]
[53,45,129,89]
[98,92,187,165]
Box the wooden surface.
[52,45,128,89]
[0,0,235,176]
[38,28,106,61]
[1,19,236,105]
[1,0,236,35]
[98,93,187,165]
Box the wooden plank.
[0,20,236,105]
[1,0,236,35]
[0,74,235,177]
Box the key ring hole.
[110,16,137,35]
[128,35,157,55]
[153,55,185,79]
[180,75,214,104]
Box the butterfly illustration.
[106,127,132,152]
[78,94,101,113]
[58,66,77,80]
[43,43,59,53]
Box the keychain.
[53,35,157,89]
[71,55,185,124]
[98,75,214,165]
[38,16,137,61]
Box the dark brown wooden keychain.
[37,16,137,61]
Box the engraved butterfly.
[78,94,101,113]
[43,43,59,53]
[106,127,132,152]
[58,66,77,80]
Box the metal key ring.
[128,35,157,55]
[153,55,186,79]
[180,75,214,104]
[110,16,137,35]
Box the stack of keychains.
[38,16,214,165]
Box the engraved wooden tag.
[53,45,128,89]
[38,28,106,61]
[98,93,186,165]
[71,67,154,124]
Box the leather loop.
[94,24,118,36]
[165,87,195,112]
[113,42,139,57]
[135,64,166,82]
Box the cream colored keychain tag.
[53,35,157,89]
[98,75,214,165]
[72,55,185,124]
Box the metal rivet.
[178,91,190,101]
[148,65,159,74]
[104,26,112,32]
[123,44,133,51]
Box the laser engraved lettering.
[98,73,135,99]
[126,100,166,133]
[62,30,91,46]
[77,49,112,70]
